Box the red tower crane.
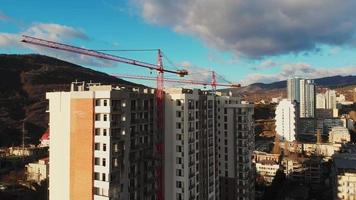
[21,35,188,200]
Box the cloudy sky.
[1,0,356,86]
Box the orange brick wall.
[70,99,94,200]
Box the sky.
[1,0,356,87]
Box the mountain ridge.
[0,54,139,146]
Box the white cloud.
[252,60,277,70]
[242,63,356,85]
[0,22,117,68]
[133,0,356,58]
[0,33,20,47]
[25,23,89,41]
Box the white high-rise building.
[164,88,216,200]
[47,82,157,200]
[287,78,301,102]
[316,93,326,109]
[325,89,337,109]
[275,99,299,142]
[287,78,315,118]
[216,95,255,200]
[164,88,255,200]
[300,79,315,118]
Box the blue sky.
[1,0,356,86]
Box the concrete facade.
[47,82,156,200]
[275,99,298,142]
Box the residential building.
[164,88,216,200]
[287,77,301,102]
[47,82,156,200]
[325,89,337,109]
[302,143,340,159]
[287,78,315,118]
[328,126,350,145]
[282,156,322,186]
[317,118,345,135]
[336,94,346,104]
[332,153,356,200]
[26,157,49,184]
[300,79,315,118]
[255,160,279,185]
[164,88,255,200]
[253,151,280,185]
[253,151,280,163]
[216,95,255,200]
[275,99,298,142]
[316,93,326,109]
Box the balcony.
[189,127,195,132]
[189,160,195,166]
[189,137,195,143]
[188,116,195,121]
[189,171,195,178]
[189,182,195,189]
[189,148,195,154]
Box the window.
[95,114,100,121]
[103,143,107,151]
[102,158,106,166]
[114,143,119,152]
[94,157,100,165]
[103,100,108,106]
[102,173,106,181]
[94,143,100,150]
[95,128,100,136]
[176,145,182,152]
[103,114,108,121]
[113,158,118,167]
[94,187,100,195]
[95,99,100,106]
[176,122,181,129]
[176,100,181,106]
[103,129,107,136]
[176,181,182,188]
[94,172,100,180]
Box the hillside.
[0,54,137,147]
[221,76,356,102]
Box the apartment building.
[282,156,322,186]
[287,78,315,118]
[216,95,254,200]
[300,79,315,118]
[332,153,356,200]
[275,99,299,142]
[255,160,279,185]
[164,88,216,200]
[164,89,255,200]
[47,82,156,200]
